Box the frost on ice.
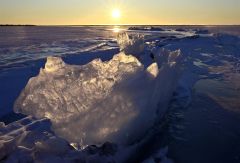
[14,49,183,146]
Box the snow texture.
[14,49,183,147]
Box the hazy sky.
[0,0,239,25]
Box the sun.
[112,9,121,18]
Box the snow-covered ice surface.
[0,26,119,71]
[1,25,240,162]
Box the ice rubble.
[14,48,183,147]
[0,117,128,162]
[0,116,173,162]
[128,26,165,31]
[117,32,145,56]
[0,117,73,162]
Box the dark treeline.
[0,24,36,26]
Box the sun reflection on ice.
[112,26,121,33]
[110,26,125,33]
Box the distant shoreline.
[0,24,36,26]
[0,24,239,27]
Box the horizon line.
[1,24,240,26]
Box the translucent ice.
[44,56,65,72]
[117,32,145,56]
[14,50,182,147]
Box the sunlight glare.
[113,26,120,33]
[112,9,121,19]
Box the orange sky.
[0,0,239,25]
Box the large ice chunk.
[14,51,182,147]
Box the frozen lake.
[0,25,240,163]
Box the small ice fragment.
[146,63,159,78]
[45,56,65,72]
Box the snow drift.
[14,49,183,147]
